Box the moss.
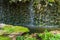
[3,25,29,34]
[0,36,11,40]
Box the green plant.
[16,36,37,40]
[39,30,60,40]
[16,36,25,40]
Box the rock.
[50,30,60,34]
[8,32,18,40]
[0,23,5,28]
[8,32,25,40]
[0,30,6,35]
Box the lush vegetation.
[0,25,29,35]
[39,30,60,40]
[0,25,30,40]
[3,25,29,34]
[0,36,11,40]
[0,25,60,40]
[16,30,60,40]
[0,30,60,40]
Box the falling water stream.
[28,0,35,27]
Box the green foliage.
[0,36,11,40]
[16,30,60,40]
[16,36,37,40]
[16,36,25,40]
[39,30,60,40]
[3,25,29,34]
[0,29,60,40]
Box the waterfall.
[28,0,35,26]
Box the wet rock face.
[0,1,31,25]
[0,0,60,30]
[33,0,60,27]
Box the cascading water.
[28,0,35,27]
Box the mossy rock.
[2,25,29,34]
